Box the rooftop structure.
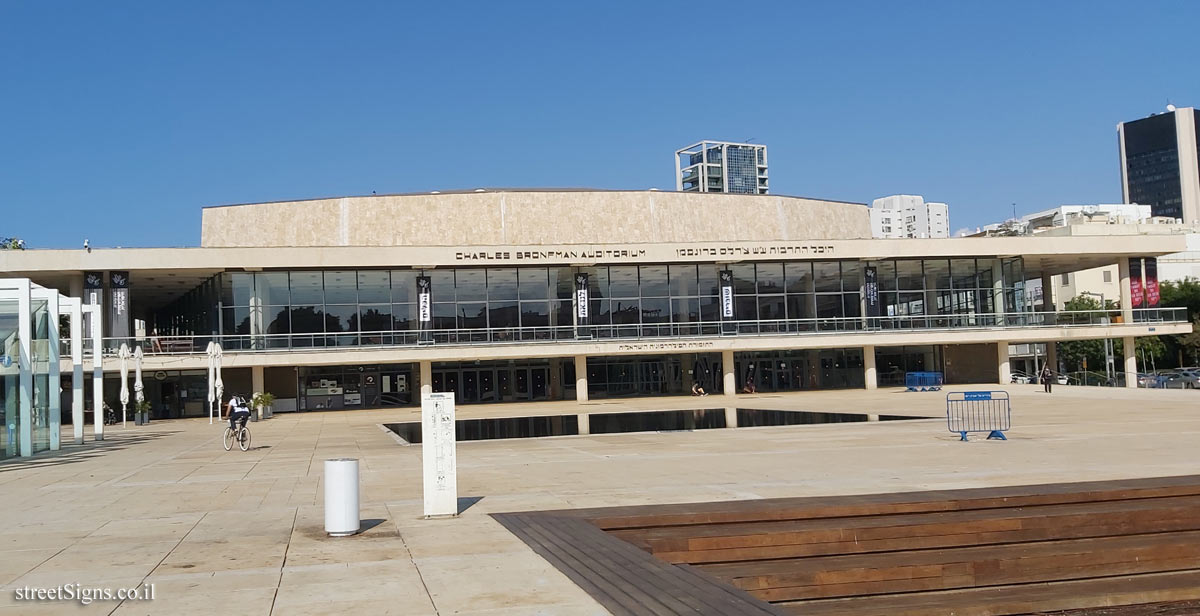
[675,141,768,194]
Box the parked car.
[1165,369,1200,389]
[1010,371,1033,385]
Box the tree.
[1178,316,1200,367]
[0,237,26,250]
[1155,278,1200,367]
[1159,278,1200,322]
[1055,294,1167,373]
[1056,296,1108,373]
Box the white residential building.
[869,195,949,239]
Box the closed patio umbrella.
[134,346,144,423]
[214,343,224,422]
[118,343,130,427]
[206,341,215,424]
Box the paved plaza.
[1,385,1198,615]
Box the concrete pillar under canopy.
[863,345,877,390]
[1123,336,1138,389]
[722,349,736,397]
[419,360,432,398]
[997,342,1011,385]
[574,355,588,402]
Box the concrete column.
[1118,258,1133,324]
[991,259,1006,326]
[248,293,263,349]
[69,273,84,299]
[863,345,877,390]
[88,306,103,441]
[251,365,265,395]
[722,349,736,397]
[16,281,33,457]
[549,358,562,399]
[1040,272,1055,312]
[996,342,1011,385]
[1123,336,1138,389]
[419,360,432,398]
[1046,342,1058,374]
[724,407,738,428]
[577,413,590,435]
[574,355,588,402]
[46,292,61,451]
[70,300,84,445]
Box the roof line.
[202,189,867,209]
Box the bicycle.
[223,418,251,451]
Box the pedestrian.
[1040,365,1053,393]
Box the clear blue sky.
[3,1,1198,248]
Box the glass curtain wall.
[870,258,1017,328]
[876,346,945,386]
[581,264,722,337]
[1,300,18,460]
[212,259,1026,346]
[730,261,862,332]
[734,349,864,392]
[154,274,220,337]
[31,299,50,454]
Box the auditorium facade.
[0,189,1189,427]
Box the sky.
[2,1,1199,248]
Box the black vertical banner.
[416,276,432,330]
[719,270,734,319]
[864,266,881,318]
[574,272,589,326]
[109,271,130,340]
[416,275,432,344]
[719,270,735,335]
[83,272,103,339]
[1144,257,1160,308]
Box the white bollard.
[324,458,360,537]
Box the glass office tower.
[1119,107,1200,222]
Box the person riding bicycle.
[225,394,251,432]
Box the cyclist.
[225,393,252,432]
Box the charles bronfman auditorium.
[0,188,1188,432]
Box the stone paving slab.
[0,384,1196,614]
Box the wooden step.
[775,570,1200,616]
[578,475,1200,530]
[698,531,1200,601]
[616,495,1200,564]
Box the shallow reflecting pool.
[384,408,929,444]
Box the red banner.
[1129,258,1144,309]
[1144,257,1160,308]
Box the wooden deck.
[493,476,1200,616]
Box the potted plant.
[134,399,152,425]
[252,392,276,420]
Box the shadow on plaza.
[0,429,181,473]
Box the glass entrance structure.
[0,279,87,459]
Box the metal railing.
[81,307,1187,357]
[946,390,1011,441]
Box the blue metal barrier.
[946,391,1011,441]
[905,371,944,392]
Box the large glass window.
[208,259,1028,347]
[357,271,390,304]
[289,272,323,305]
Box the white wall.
[870,195,948,239]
